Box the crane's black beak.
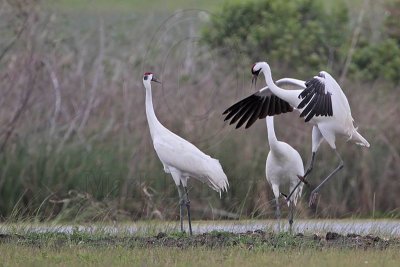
[251,74,258,87]
[151,77,161,84]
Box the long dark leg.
[304,152,316,177]
[275,197,281,232]
[184,187,193,236]
[285,152,316,201]
[177,185,185,232]
[309,150,343,207]
[288,200,294,234]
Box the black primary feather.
[297,76,333,122]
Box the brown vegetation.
[0,1,399,221]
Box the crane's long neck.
[266,116,279,150]
[145,83,163,139]
[261,64,300,107]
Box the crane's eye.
[144,75,148,80]
[252,68,261,76]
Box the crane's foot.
[297,175,311,187]
[308,191,319,207]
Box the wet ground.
[1,220,400,250]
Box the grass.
[1,222,399,266]
[1,244,400,267]
[0,0,399,222]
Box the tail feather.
[351,130,370,148]
[206,159,229,196]
[288,184,303,207]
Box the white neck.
[260,63,300,107]
[266,116,278,148]
[144,81,163,139]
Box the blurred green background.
[0,0,399,222]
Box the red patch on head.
[144,72,153,76]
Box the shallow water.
[1,220,399,237]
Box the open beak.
[151,77,161,84]
[251,74,258,87]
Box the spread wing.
[297,73,334,122]
[222,78,306,129]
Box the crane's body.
[223,62,369,206]
[265,116,303,231]
[257,64,368,149]
[143,73,229,234]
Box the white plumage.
[143,72,229,235]
[223,61,369,206]
[251,63,369,149]
[265,116,304,231]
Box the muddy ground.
[1,230,399,250]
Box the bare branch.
[43,59,62,138]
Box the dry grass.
[0,0,398,222]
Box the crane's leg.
[309,149,344,207]
[284,152,316,202]
[285,126,324,202]
[275,196,281,232]
[304,152,317,178]
[184,187,193,236]
[288,200,294,234]
[271,185,281,231]
[177,185,185,233]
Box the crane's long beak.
[151,77,161,84]
[251,74,258,87]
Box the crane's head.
[251,62,270,86]
[251,63,262,86]
[143,72,161,86]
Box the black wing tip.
[245,120,256,129]
[297,76,334,121]
[223,92,295,129]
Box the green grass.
[1,244,399,267]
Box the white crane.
[142,72,229,235]
[265,116,304,232]
[223,62,369,206]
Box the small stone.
[365,234,380,242]
[347,233,361,238]
[254,229,265,235]
[326,232,342,240]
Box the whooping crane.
[265,116,304,232]
[223,62,369,206]
[142,72,229,235]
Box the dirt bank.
[1,230,399,250]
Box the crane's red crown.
[144,72,154,76]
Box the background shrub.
[202,0,400,83]
[202,0,349,77]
